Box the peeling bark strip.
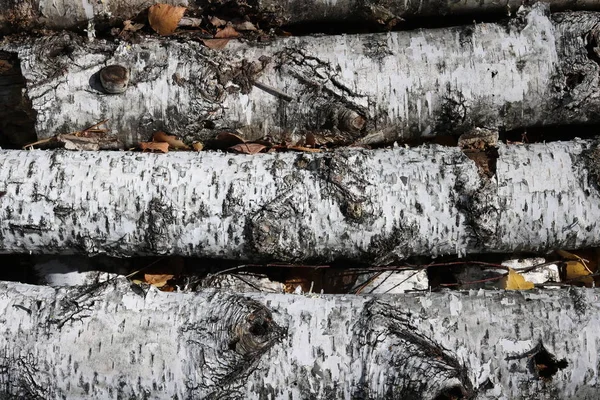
[0,139,599,260]
[5,6,600,146]
[0,279,597,399]
[1,0,600,33]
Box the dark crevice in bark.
[1,250,595,293]
[0,51,36,149]
[282,14,507,36]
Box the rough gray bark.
[3,6,600,147]
[0,279,597,399]
[1,139,599,260]
[1,0,600,33]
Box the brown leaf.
[144,273,174,288]
[139,141,169,153]
[201,38,231,50]
[215,25,240,38]
[234,21,257,31]
[148,4,186,36]
[215,131,246,148]
[192,142,204,151]
[305,132,316,147]
[123,20,145,32]
[230,143,267,154]
[153,131,190,150]
[209,16,227,27]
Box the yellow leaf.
[565,260,594,286]
[499,268,535,290]
[148,4,186,35]
[192,142,204,151]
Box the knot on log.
[230,306,283,358]
[180,295,283,397]
[352,300,474,399]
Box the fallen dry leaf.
[215,131,246,148]
[230,143,267,154]
[215,25,240,38]
[209,16,227,27]
[234,21,257,31]
[192,142,204,151]
[144,273,174,288]
[139,141,169,153]
[201,38,231,50]
[498,268,535,290]
[148,3,186,35]
[122,20,145,32]
[153,131,190,150]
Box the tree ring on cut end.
[99,65,130,94]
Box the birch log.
[0,139,599,260]
[4,6,600,146]
[0,279,598,399]
[1,0,600,33]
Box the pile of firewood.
[1,1,600,398]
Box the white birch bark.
[1,0,599,33]
[0,139,598,260]
[5,6,600,146]
[0,278,597,399]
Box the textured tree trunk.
[0,279,597,399]
[3,6,600,147]
[1,0,600,33]
[1,139,598,261]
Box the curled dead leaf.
[230,143,267,154]
[148,3,186,35]
[123,20,145,32]
[215,131,246,148]
[144,273,174,288]
[192,142,204,151]
[209,16,227,27]
[234,21,257,31]
[139,141,169,153]
[215,25,240,38]
[153,131,190,150]
[201,38,231,50]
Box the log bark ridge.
[0,279,598,399]
[1,0,600,33]
[5,6,600,146]
[0,139,598,260]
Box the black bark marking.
[506,342,568,381]
[352,300,475,399]
[181,295,283,399]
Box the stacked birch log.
[1,1,600,399]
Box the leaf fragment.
[192,142,204,151]
[139,141,169,153]
[144,273,174,288]
[153,131,190,150]
[215,25,240,38]
[230,143,267,154]
[148,3,186,35]
[201,38,231,50]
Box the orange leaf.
[148,4,186,36]
[215,25,240,38]
[153,131,190,150]
[144,273,174,288]
[139,141,169,153]
[202,38,231,50]
[230,143,267,154]
[192,142,204,151]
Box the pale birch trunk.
[3,6,600,146]
[0,279,597,399]
[0,139,598,260]
[1,0,600,33]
